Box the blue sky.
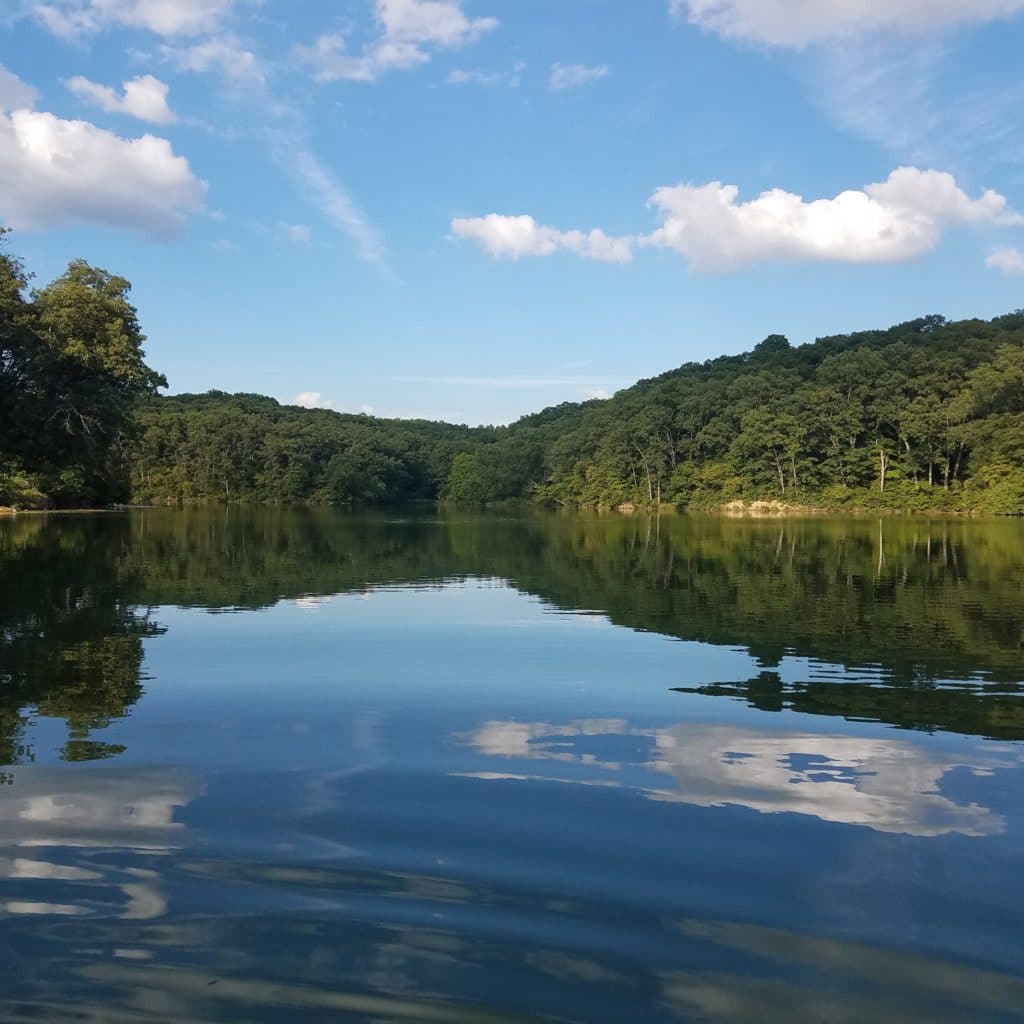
[2,0,1023,425]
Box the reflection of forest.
[1,508,1022,765]
[0,517,164,772]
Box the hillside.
[129,311,1024,514]
[3,237,1023,513]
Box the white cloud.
[359,403,375,415]
[160,34,265,83]
[296,0,498,83]
[0,104,206,237]
[582,388,611,401]
[549,63,609,90]
[0,65,37,112]
[987,247,1024,275]
[294,33,426,83]
[32,0,237,38]
[669,0,1024,47]
[280,223,311,244]
[378,0,497,46]
[645,167,1021,270]
[294,391,334,409]
[451,214,634,263]
[454,168,1021,272]
[67,74,176,124]
[449,63,524,87]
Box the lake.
[1,508,1023,1023]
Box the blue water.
[1,509,1022,1022]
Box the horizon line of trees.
[2,234,1023,514]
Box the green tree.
[445,452,488,504]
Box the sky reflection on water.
[1,510,1023,1022]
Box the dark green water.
[1,508,1023,1023]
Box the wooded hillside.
[3,235,1023,514]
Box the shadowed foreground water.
[1,508,1022,1022]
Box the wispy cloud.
[150,24,389,270]
[549,63,609,90]
[296,0,498,83]
[279,144,389,270]
[449,62,524,87]
[159,34,266,85]
[809,41,1024,174]
[388,375,617,391]
[279,222,311,244]
[669,0,1024,48]
[31,0,239,39]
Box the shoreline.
[3,500,1014,520]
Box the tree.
[445,453,488,504]
[0,237,166,506]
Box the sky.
[1,0,1023,425]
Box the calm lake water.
[2,508,1023,1023]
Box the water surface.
[1,509,1023,1022]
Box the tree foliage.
[516,312,1024,514]
[0,233,164,507]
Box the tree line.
[521,315,1024,514]
[2,234,1023,513]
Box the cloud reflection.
[0,767,202,921]
[461,719,1018,837]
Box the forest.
[2,234,1023,514]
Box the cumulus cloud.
[0,66,37,112]
[32,0,237,38]
[669,0,1024,47]
[294,391,334,409]
[450,214,634,263]
[549,63,609,90]
[0,105,206,236]
[67,74,176,124]
[296,0,498,83]
[453,168,1021,272]
[987,247,1024,275]
[645,167,1020,270]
